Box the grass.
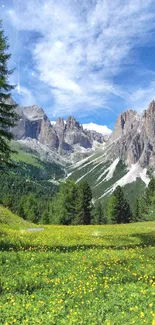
[0,219,155,324]
[11,151,41,167]
[0,205,35,230]
[11,141,42,167]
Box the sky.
[1,0,155,133]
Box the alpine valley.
[4,98,155,208]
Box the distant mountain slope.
[11,99,106,162]
[8,97,155,205]
[11,140,66,181]
[68,151,147,206]
[68,100,155,204]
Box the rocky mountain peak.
[12,100,105,156]
[147,99,155,113]
[23,105,45,120]
[66,116,81,130]
[55,117,65,127]
[109,109,139,144]
[142,100,155,120]
[106,100,155,168]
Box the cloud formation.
[2,0,155,118]
[83,122,112,135]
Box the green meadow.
[0,208,155,325]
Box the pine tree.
[133,199,140,222]
[139,178,155,221]
[0,21,18,168]
[75,180,92,225]
[53,179,78,225]
[92,202,104,224]
[107,186,132,224]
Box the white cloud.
[83,122,112,135]
[128,81,155,112]
[50,121,56,125]
[7,0,155,116]
[14,86,36,107]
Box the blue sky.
[1,0,155,133]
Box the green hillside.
[0,141,67,224]
[11,141,66,180]
[0,205,34,229]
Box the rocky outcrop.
[107,100,155,168]
[64,117,91,149]
[109,110,140,143]
[12,98,155,168]
[12,103,105,154]
[13,105,59,150]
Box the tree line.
[1,170,155,224]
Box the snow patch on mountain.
[76,159,106,183]
[98,162,150,200]
[104,158,119,181]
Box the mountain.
[12,101,106,163]
[107,101,155,167]
[10,98,155,206]
[68,100,155,205]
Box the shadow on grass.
[0,232,154,252]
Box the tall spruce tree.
[133,199,141,222]
[0,21,18,168]
[75,180,92,225]
[52,179,78,225]
[92,202,105,224]
[139,178,155,221]
[108,186,132,224]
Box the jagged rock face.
[139,100,155,167]
[107,110,141,164]
[143,100,155,138]
[109,110,140,143]
[13,105,59,150]
[84,129,104,144]
[63,117,92,148]
[12,104,105,154]
[11,98,155,168]
[108,100,155,168]
[65,116,81,131]
[38,119,59,149]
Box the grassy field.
[0,212,155,324]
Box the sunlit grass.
[0,220,155,324]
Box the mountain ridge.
[12,101,106,161]
[9,98,155,203]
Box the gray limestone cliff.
[12,103,105,154]
[107,100,155,168]
[12,98,155,168]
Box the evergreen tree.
[92,201,105,224]
[133,199,141,222]
[52,179,78,225]
[107,186,132,224]
[106,195,117,224]
[75,181,92,225]
[40,210,50,225]
[0,21,18,168]
[147,178,155,196]
[139,178,155,221]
